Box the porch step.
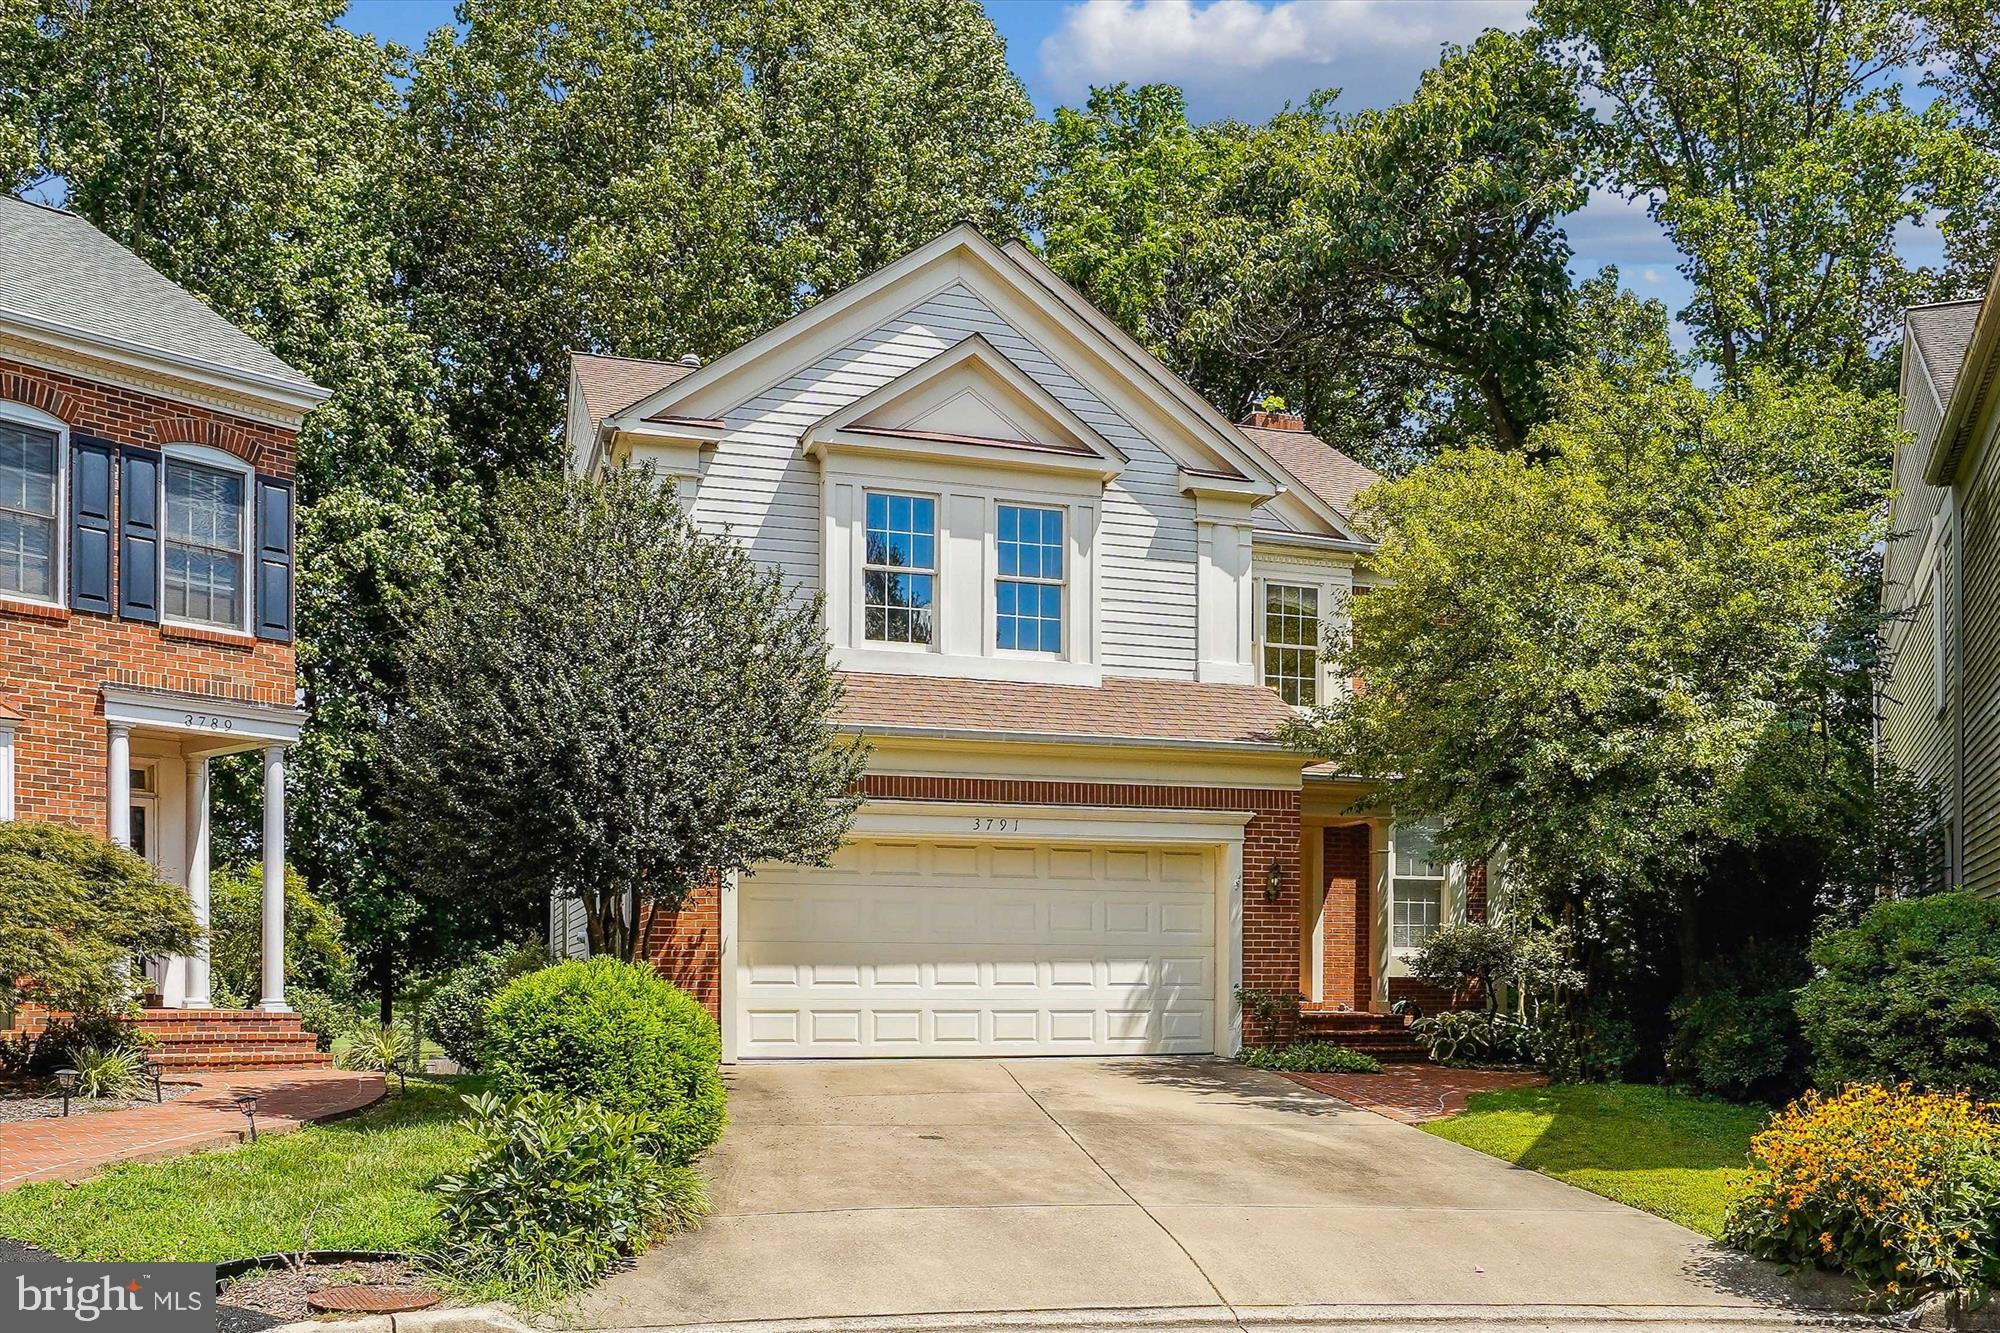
[151,1048,334,1071]
[1297,1010,1428,1062]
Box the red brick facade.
[1319,823,1372,1011]
[637,773,1305,1045]
[0,356,297,833]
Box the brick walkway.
[0,1069,385,1189]
[1284,1064,1546,1123]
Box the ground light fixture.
[52,1067,78,1117]
[235,1091,260,1142]
[142,1055,165,1103]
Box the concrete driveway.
[558,1059,1850,1332]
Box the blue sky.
[336,0,1945,338]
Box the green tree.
[1,0,480,1016]
[1036,33,1595,469]
[383,470,867,960]
[0,821,198,1013]
[206,863,353,1005]
[1539,0,1988,388]
[398,0,1043,472]
[1920,0,2000,284]
[1288,356,1895,909]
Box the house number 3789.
[181,713,237,732]
[971,817,1020,833]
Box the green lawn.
[0,1076,481,1261]
[1420,1083,1770,1237]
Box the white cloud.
[1037,0,1532,119]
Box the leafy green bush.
[74,1045,147,1099]
[340,1018,417,1079]
[486,958,724,1165]
[1411,1009,1533,1066]
[1797,893,2000,1096]
[0,821,197,1012]
[207,864,351,1003]
[5,1014,154,1077]
[1725,1084,2000,1307]
[1237,1042,1384,1074]
[288,986,364,1053]
[1529,994,1639,1083]
[1410,922,1519,1010]
[1667,943,1808,1101]
[424,945,543,1072]
[437,1091,705,1304]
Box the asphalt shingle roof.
[1238,423,1381,523]
[572,352,698,433]
[1908,299,1984,405]
[0,196,317,394]
[836,672,1297,747]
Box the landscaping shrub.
[1529,994,1640,1083]
[6,1013,153,1077]
[485,958,725,1165]
[1236,1042,1384,1074]
[1411,1009,1533,1066]
[74,1045,146,1099]
[1666,942,1809,1101]
[287,986,364,1052]
[1797,893,2000,1096]
[423,945,543,1072]
[1410,922,1518,1010]
[436,1090,705,1304]
[1724,1084,2000,1307]
[340,1018,417,1080]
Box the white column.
[257,744,290,1012]
[0,723,15,821]
[106,724,132,846]
[182,756,212,1008]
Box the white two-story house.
[557,226,1482,1059]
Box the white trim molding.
[0,719,15,821]
[100,685,305,753]
[0,397,70,610]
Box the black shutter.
[118,446,160,623]
[67,437,114,614]
[254,474,294,642]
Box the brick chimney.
[1242,408,1306,431]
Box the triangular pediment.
[802,335,1127,475]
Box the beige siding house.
[1882,263,2000,894]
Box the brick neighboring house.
[0,196,329,1059]
[556,226,1488,1059]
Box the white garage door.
[737,838,1217,1058]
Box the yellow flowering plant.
[1724,1085,2000,1307]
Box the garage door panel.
[739,838,1218,1058]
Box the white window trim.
[1387,822,1453,958]
[159,442,256,637]
[991,499,1068,660]
[1258,579,1322,708]
[859,487,941,654]
[0,399,70,610]
[0,722,15,821]
[1254,574,1347,709]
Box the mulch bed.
[220,1258,439,1326]
[0,1080,196,1123]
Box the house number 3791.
[971,817,1020,833]
[181,713,237,732]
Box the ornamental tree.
[1287,344,1895,912]
[0,820,199,1013]
[383,470,866,961]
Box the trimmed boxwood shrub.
[1797,893,2000,1097]
[1237,1042,1383,1074]
[484,957,725,1164]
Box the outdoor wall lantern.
[53,1067,78,1117]
[235,1092,260,1142]
[1263,860,1286,903]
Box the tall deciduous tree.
[383,471,867,961]
[1036,33,1595,470]
[1539,0,1987,388]
[398,0,1043,474]
[1,0,479,1012]
[1288,344,1895,912]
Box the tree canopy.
[382,470,867,961]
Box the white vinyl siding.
[686,284,1201,676]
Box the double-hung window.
[0,418,60,603]
[863,491,936,646]
[995,503,1063,653]
[163,455,249,629]
[1263,583,1320,706]
[1391,823,1446,951]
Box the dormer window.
[163,454,249,630]
[995,503,1064,654]
[0,416,60,603]
[863,491,935,646]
